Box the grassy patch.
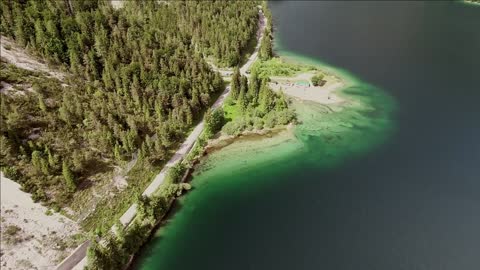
[251,57,317,79]
[223,101,243,122]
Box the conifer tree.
[38,96,47,112]
[238,84,248,112]
[62,160,76,192]
[230,67,241,100]
[31,151,43,171]
[259,29,273,60]
[248,70,260,104]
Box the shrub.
[62,161,76,192]
[5,225,21,236]
[165,163,186,184]
[222,119,246,136]
[2,166,19,179]
[311,73,325,86]
[276,110,296,125]
[253,118,264,130]
[205,108,225,137]
[264,113,277,128]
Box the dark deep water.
[136,2,480,269]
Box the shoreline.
[204,124,293,154]
[126,123,297,270]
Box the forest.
[0,0,260,224]
[0,1,297,269]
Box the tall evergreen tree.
[62,160,76,192]
[259,29,273,61]
[238,77,248,112]
[230,67,241,100]
[248,70,260,104]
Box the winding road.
[57,7,267,270]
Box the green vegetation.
[4,224,21,236]
[311,73,326,87]
[0,1,259,67]
[222,69,295,136]
[259,28,273,61]
[62,160,76,192]
[204,108,226,137]
[85,161,190,270]
[78,156,160,231]
[259,1,274,62]
[165,162,187,185]
[251,57,316,79]
[0,1,260,230]
[3,224,22,245]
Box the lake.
[135,2,480,269]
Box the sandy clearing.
[0,173,82,270]
[1,36,65,81]
[269,72,346,105]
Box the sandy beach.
[0,173,82,270]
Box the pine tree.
[62,160,77,192]
[38,96,47,112]
[248,70,260,104]
[259,29,273,61]
[276,90,288,111]
[31,151,43,172]
[46,147,56,168]
[230,67,241,100]
[259,81,275,113]
[113,142,122,161]
[40,158,49,175]
[204,108,225,137]
[238,84,248,112]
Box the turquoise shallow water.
[135,1,480,269]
